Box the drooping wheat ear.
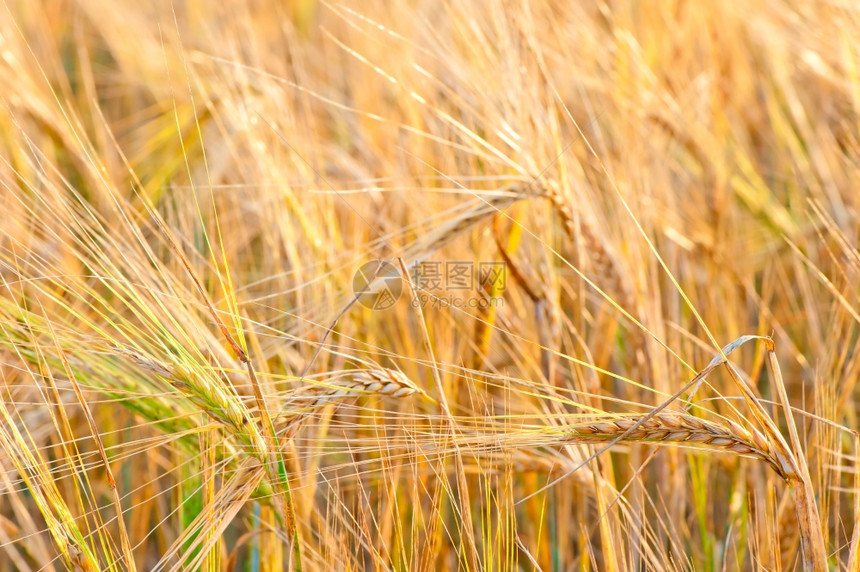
[274,368,428,433]
[564,412,784,478]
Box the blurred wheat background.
[0,0,858,570]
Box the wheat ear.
[286,368,426,404]
[564,412,783,477]
[274,368,428,434]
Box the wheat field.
[0,1,858,570]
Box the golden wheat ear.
[563,412,782,476]
[288,368,427,404]
[273,368,431,435]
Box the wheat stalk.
[117,343,425,436]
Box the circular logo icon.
[352,260,402,310]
